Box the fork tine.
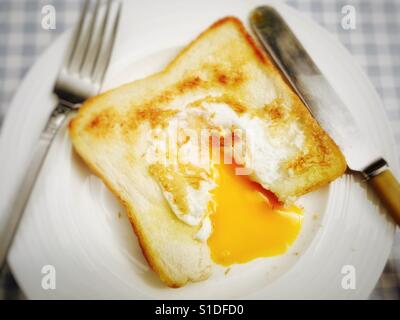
[66,0,90,69]
[78,0,101,73]
[69,0,100,74]
[89,0,112,77]
[92,0,122,85]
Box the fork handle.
[0,102,72,270]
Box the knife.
[250,6,400,225]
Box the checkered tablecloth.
[0,0,399,300]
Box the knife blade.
[250,6,400,225]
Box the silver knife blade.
[249,6,382,173]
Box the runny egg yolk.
[207,161,303,266]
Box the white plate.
[0,0,398,299]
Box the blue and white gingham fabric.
[0,0,399,300]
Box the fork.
[0,0,122,269]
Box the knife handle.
[368,169,400,226]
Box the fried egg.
[146,98,304,266]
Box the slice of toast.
[69,17,346,287]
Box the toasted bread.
[69,17,346,287]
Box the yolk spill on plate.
[207,161,303,266]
